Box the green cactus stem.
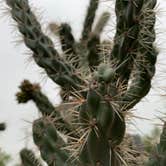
[16,80,55,115]
[0,123,6,131]
[32,117,74,166]
[93,12,110,35]
[120,0,157,110]
[6,0,85,92]
[20,148,43,166]
[81,0,99,41]
[5,0,159,165]
[146,122,166,166]
[16,80,80,139]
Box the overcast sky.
[0,0,166,165]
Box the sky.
[0,0,166,165]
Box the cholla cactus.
[5,0,158,165]
[0,123,6,131]
[20,148,43,166]
[146,122,166,166]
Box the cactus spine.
[5,0,160,165]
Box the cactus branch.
[58,23,76,55]
[16,80,78,137]
[81,0,99,41]
[20,148,43,166]
[146,122,166,166]
[0,123,6,131]
[93,12,110,35]
[6,0,85,91]
[32,118,74,166]
[120,0,157,110]
[111,0,144,88]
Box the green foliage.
[143,127,161,153]
[5,0,161,165]
[0,149,11,166]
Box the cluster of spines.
[111,0,157,110]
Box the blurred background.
[0,0,166,165]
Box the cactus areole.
[6,0,158,165]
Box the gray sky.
[0,0,166,165]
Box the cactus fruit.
[5,0,160,165]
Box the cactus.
[5,0,159,165]
[146,122,166,166]
[20,148,43,166]
[0,123,6,131]
[0,149,11,166]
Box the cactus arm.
[158,123,166,156]
[86,12,110,70]
[20,148,43,166]
[49,23,80,69]
[85,11,111,70]
[32,118,77,166]
[49,23,79,64]
[146,122,166,166]
[108,0,157,111]
[93,12,110,35]
[157,122,166,165]
[87,35,100,70]
[6,0,84,91]
[0,123,6,131]
[81,0,99,41]
[59,23,81,68]
[120,0,157,110]
[58,23,76,55]
[16,80,78,137]
[121,50,157,110]
[111,0,144,88]
[16,80,55,115]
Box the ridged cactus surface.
[5,0,159,165]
